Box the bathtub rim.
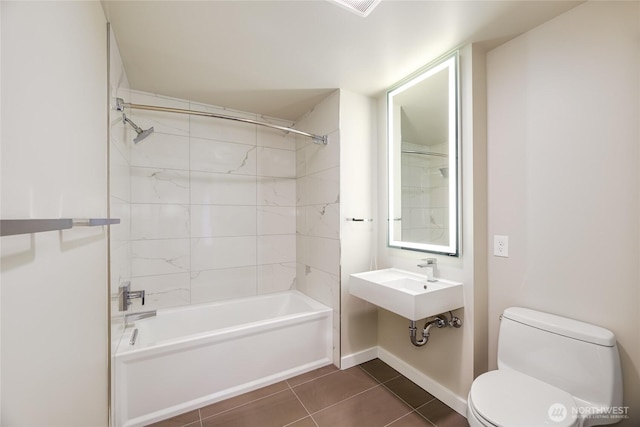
[114,289,334,427]
[115,290,332,359]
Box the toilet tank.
[497,307,623,411]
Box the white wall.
[487,1,640,424]
[1,2,109,425]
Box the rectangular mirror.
[388,52,459,255]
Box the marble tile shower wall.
[400,141,449,245]
[293,91,341,364]
[126,90,298,309]
[295,132,340,307]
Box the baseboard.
[340,346,379,369]
[377,347,468,417]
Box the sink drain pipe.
[409,311,462,347]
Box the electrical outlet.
[494,235,509,257]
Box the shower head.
[133,127,155,144]
[439,167,449,178]
[122,114,154,144]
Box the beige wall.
[339,90,378,365]
[487,1,640,424]
[1,1,109,425]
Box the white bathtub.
[114,290,333,427]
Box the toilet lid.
[470,370,579,427]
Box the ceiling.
[103,0,581,121]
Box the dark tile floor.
[148,358,470,427]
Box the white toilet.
[467,307,623,427]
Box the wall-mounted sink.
[349,268,463,321]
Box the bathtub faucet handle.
[128,290,145,306]
[118,282,146,311]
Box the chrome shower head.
[133,127,155,144]
[122,114,154,144]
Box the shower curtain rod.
[115,98,328,145]
[401,150,448,157]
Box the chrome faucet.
[125,310,156,326]
[118,282,146,311]
[417,258,438,282]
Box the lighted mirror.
[388,52,459,255]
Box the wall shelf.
[0,218,120,237]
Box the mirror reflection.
[388,52,459,255]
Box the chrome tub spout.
[125,310,156,326]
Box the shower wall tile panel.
[306,202,340,239]
[190,266,258,303]
[258,177,297,207]
[131,204,190,240]
[257,147,297,178]
[128,90,297,309]
[257,206,296,235]
[295,94,341,366]
[257,235,296,265]
[191,236,257,271]
[190,137,257,175]
[130,167,190,204]
[131,133,190,170]
[191,205,257,237]
[132,239,190,276]
[257,262,297,294]
[190,171,257,205]
[258,126,298,151]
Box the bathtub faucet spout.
[125,310,156,326]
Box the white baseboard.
[340,346,379,369]
[377,347,468,417]
[340,346,468,417]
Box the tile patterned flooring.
[148,358,470,427]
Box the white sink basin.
[349,268,463,321]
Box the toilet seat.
[469,369,579,427]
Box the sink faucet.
[417,258,437,282]
[118,282,146,311]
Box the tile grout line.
[372,380,428,427]
[195,368,340,425]
[185,363,450,427]
[287,377,320,427]
[304,383,383,418]
[378,379,438,414]
[285,368,341,388]
[413,400,443,426]
[357,364,403,385]
[357,364,441,427]
[198,387,291,423]
[383,410,437,427]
